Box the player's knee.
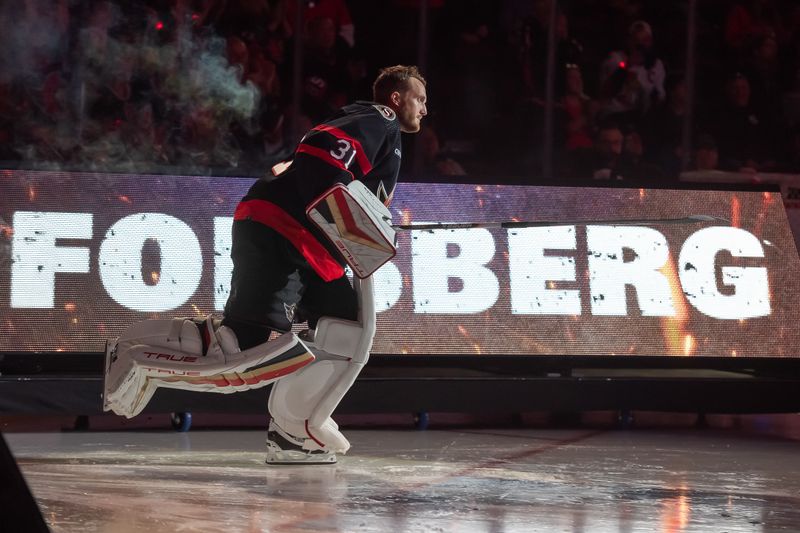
[310,316,371,362]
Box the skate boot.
[265,420,338,465]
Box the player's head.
[373,65,427,133]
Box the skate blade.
[265,448,337,465]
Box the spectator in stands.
[119,95,168,166]
[499,0,537,50]
[301,15,352,121]
[206,0,282,44]
[596,62,645,124]
[561,64,595,151]
[643,76,688,176]
[417,123,467,177]
[4,0,800,180]
[740,32,782,117]
[616,125,668,181]
[227,35,280,97]
[234,104,292,171]
[566,121,625,181]
[710,71,777,172]
[569,121,667,182]
[518,1,583,98]
[562,93,593,152]
[564,62,591,103]
[600,20,665,114]
[434,0,500,143]
[589,121,624,180]
[285,0,355,48]
[690,133,721,172]
[724,0,785,55]
[227,36,251,82]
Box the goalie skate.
[265,420,338,465]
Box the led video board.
[2,169,799,356]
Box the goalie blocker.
[306,179,396,278]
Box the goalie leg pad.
[103,317,315,418]
[267,277,376,457]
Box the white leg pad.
[268,277,376,454]
[103,316,315,418]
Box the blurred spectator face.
[250,54,278,95]
[304,76,328,101]
[624,131,643,157]
[392,77,427,133]
[347,58,367,83]
[628,21,653,66]
[669,79,687,107]
[629,21,653,50]
[565,66,583,96]
[187,108,216,141]
[695,147,719,170]
[756,35,778,61]
[727,76,751,107]
[266,36,285,64]
[307,17,336,51]
[596,127,624,156]
[227,37,249,72]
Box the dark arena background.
[2,1,800,532]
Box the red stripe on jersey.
[312,124,373,176]
[296,144,355,181]
[234,199,345,282]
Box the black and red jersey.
[234,101,402,282]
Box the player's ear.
[390,90,401,107]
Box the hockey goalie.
[104,177,394,464]
[104,65,426,466]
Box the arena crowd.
[0,0,799,184]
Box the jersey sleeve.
[291,111,391,205]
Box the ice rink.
[5,414,800,532]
